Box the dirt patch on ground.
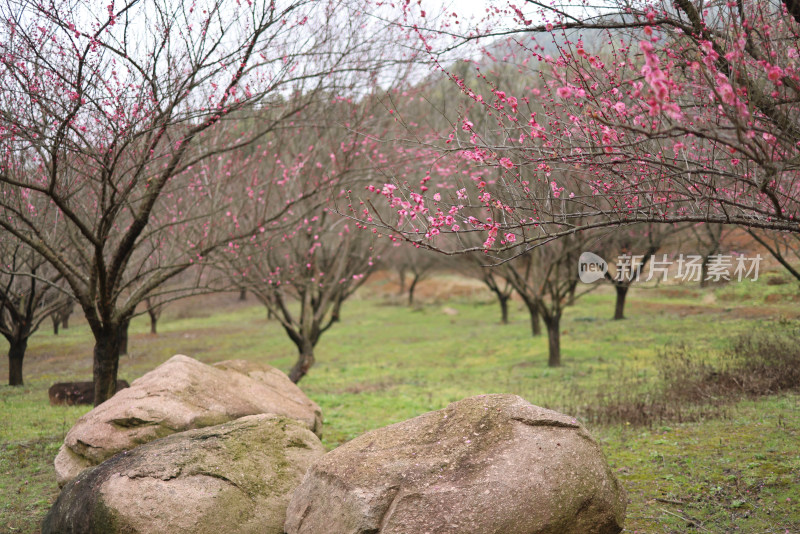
[631,299,800,319]
[656,287,704,299]
[365,270,489,303]
[165,291,260,320]
[764,293,800,304]
[336,378,402,395]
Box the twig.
[655,498,685,505]
[660,508,711,532]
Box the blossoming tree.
[365,0,800,257]
[216,95,395,382]
[0,0,400,404]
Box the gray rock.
[285,394,626,534]
[55,354,322,486]
[43,414,324,534]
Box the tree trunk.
[522,297,542,336]
[52,315,60,335]
[62,311,71,329]
[331,298,343,323]
[288,342,315,383]
[499,294,510,324]
[147,309,158,335]
[239,288,247,301]
[7,338,28,386]
[613,285,629,320]
[567,284,577,306]
[544,315,561,367]
[408,275,420,306]
[118,319,130,356]
[93,327,121,406]
[397,269,407,295]
[700,259,709,288]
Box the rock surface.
[285,394,626,534]
[49,380,130,406]
[43,414,324,534]
[55,354,322,486]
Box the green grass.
[1,276,799,533]
[604,395,800,533]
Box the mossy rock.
[55,354,322,486]
[44,414,324,534]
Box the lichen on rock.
[54,354,323,487]
[44,414,324,534]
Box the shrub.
[725,322,800,395]
[569,321,800,427]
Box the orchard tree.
[600,223,674,319]
[0,240,70,385]
[387,245,441,306]
[499,254,542,336]
[0,0,401,404]
[500,226,592,367]
[362,140,599,364]
[746,229,800,282]
[363,0,800,260]
[479,265,514,324]
[217,92,402,382]
[232,208,379,383]
[449,230,517,325]
[143,297,164,335]
[464,256,515,324]
[50,300,75,335]
[223,193,382,382]
[689,223,729,287]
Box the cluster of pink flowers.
[639,40,681,119]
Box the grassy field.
[1,273,799,533]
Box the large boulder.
[55,354,322,486]
[285,394,626,534]
[43,414,324,534]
